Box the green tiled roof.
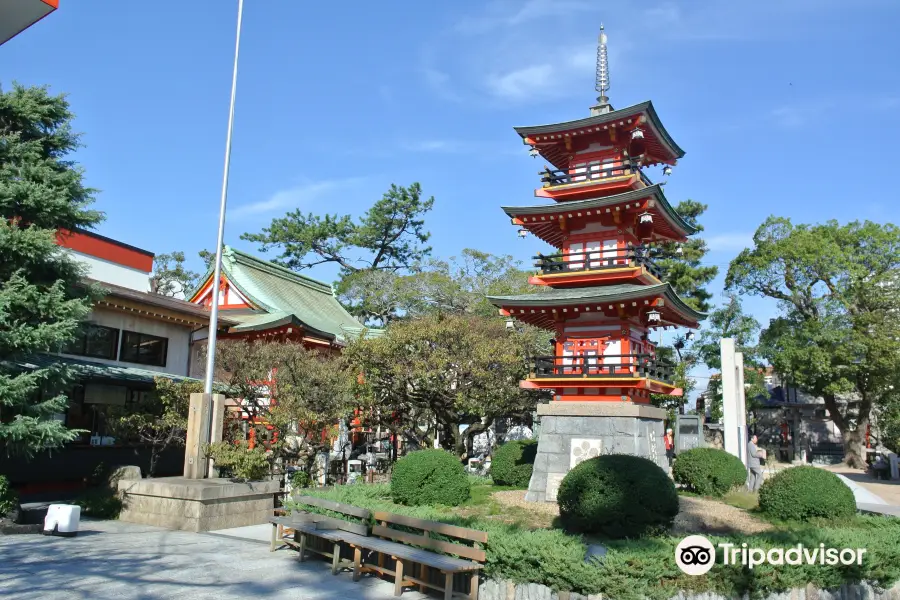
[197,247,382,344]
[488,283,706,322]
[9,354,201,387]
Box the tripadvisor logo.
[675,535,867,576]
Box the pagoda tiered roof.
[515,101,684,170]
[504,184,697,247]
[488,283,705,330]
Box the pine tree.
[0,83,103,457]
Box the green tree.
[242,182,433,306]
[695,295,767,422]
[337,248,537,324]
[0,83,103,457]
[727,216,900,467]
[652,200,718,313]
[650,343,697,418]
[150,251,202,297]
[104,377,201,477]
[213,340,356,478]
[346,313,545,460]
[242,183,433,324]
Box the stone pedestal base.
[117,476,280,532]
[525,402,667,503]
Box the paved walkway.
[823,465,900,506]
[0,519,428,600]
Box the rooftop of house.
[84,278,238,329]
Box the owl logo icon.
[675,535,716,575]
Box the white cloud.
[706,233,754,253]
[401,140,465,153]
[484,43,597,102]
[231,179,364,217]
[455,0,599,35]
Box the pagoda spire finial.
[591,24,612,116]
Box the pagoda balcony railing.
[534,247,662,278]
[530,354,676,384]
[541,162,649,187]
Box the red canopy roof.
[0,0,57,46]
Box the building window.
[119,331,168,367]
[62,324,119,360]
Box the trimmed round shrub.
[391,449,470,506]
[673,447,748,497]
[491,440,538,487]
[557,454,679,538]
[758,466,856,522]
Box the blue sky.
[3,0,900,392]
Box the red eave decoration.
[0,0,58,46]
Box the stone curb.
[477,580,900,600]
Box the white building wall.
[59,306,192,376]
[69,250,151,292]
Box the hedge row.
[296,484,900,600]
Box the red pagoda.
[488,26,704,502]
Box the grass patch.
[287,483,900,600]
[723,489,759,510]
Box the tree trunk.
[823,392,871,469]
[842,427,868,469]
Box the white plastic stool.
[43,504,81,537]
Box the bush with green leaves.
[298,483,900,600]
[557,454,679,538]
[673,447,747,497]
[491,440,537,487]
[0,475,18,518]
[759,466,856,522]
[290,469,311,491]
[205,441,271,481]
[391,449,470,506]
[74,488,123,520]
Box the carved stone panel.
[570,438,603,468]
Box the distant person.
[664,428,675,468]
[747,434,765,492]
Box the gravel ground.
[673,495,772,535]
[492,489,772,536]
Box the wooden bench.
[269,495,371,575]
[347,512,487,600]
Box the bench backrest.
[293,495,372,536]
[372,511,488,563]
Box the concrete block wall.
[118,477,280,532]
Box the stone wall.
[118,476,280,532]
[477,580,900,600]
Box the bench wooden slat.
[311,515,369,536]
[372,525,486,563]
[373,511,488,543]
[295,495,372,519]
[349,535,482,572]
